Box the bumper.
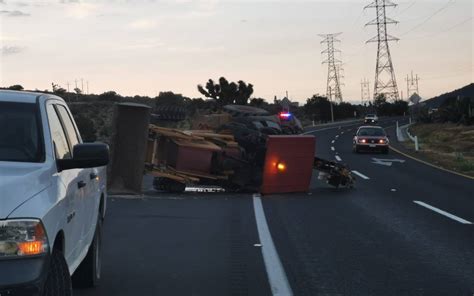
[0,254,49,296]
[356,144,388,150]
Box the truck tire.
[72,215,102,288]
[43,250,72,296]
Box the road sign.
[372,158,405,166]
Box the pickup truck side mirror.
[57,143,110,171]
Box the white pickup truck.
[0,90,109,295]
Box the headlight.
[0,219,49,258]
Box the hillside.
[420,83,474,109]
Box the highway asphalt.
[77,117,474,296]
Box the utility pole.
[405,70,420,98]
[319,33,343,103]
[86,81,89,95]
[361,78,371,105]
[66,82,70,92]
[81,78,84,93]
[75,79,78,89]
[365,0,400,101]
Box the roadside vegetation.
[405,123,474,177]
[2,79,409,144]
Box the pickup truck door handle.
[78,181,87,189]
[90,173,98,180]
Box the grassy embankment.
[404,123,474,177]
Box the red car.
[353,126,389,154]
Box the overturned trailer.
[144,105,355,194]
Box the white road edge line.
[331,140,335,144]
[253,194,293,296]
[413,201,473,225]
[331,146,335,151]
[351,170,370,180]
[335,155,342,161]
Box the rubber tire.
[382,147,389,154]
[353,146,359,154]
[43,250,73,296]
[72,216,102,288]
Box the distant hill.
[420,83,474,109]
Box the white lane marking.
[331,140,335,144]
[335,135,339,138]
[335,155,342,161]
[341,131,344,134]
[351,170,370,180]
[331,146,335,151]
[302,122,361,134]
[253,194,293,296]
[413,201,473,225]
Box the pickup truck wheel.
[43,250,72,296]
[72,215,102,288]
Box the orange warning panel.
[261,135,315,195]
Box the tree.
[51,83,66,96]
[8,84,24,91]
[155,91,188,107]
[74,87,82,95]
[304,95,332,122]
[197,77,254,106]
[74,113,96,142]
[249,98,266,108]
[98,91,121,102]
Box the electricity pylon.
[319,33,343,103]
[365,0,400,101]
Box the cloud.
[128,19,158,30]
[64,2,98,19]
[0,10,30,16]
[1,46,24,56]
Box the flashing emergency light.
[279,112,292,120]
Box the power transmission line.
[405,16,472,40]
[400,0,454,36]
[365,0,400,101]
[319,33,344,103]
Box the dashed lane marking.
[331,146,335,151]
[253,194,293,296]
[335,155,342,161]
[413,201,472,225]
[351,170,370,180]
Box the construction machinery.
[144,105,355,194]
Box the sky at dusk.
[0,0,472,104]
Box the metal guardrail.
[397,119,419,151]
